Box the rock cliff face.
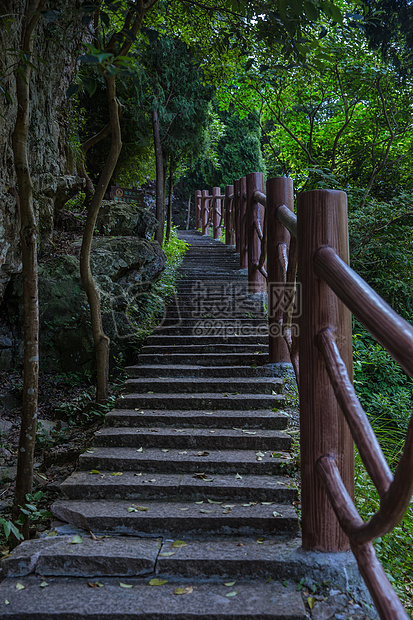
[0,1,85,301]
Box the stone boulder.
[8,237,166,373]
[95,201,158,239]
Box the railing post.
[234,179,240,253]
[195,190,201,230]
[297,189,354,552]
[246,172,266,294]
[212,186,221,240]
[239,176,247,269]
[224,185,234,245]
[201,189,209,236]
[266,177,294,363]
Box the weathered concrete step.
[144,335,268,346]
[117,392,284,411]
[105,408,289,430]
[152,325,269,335]
[140,344,269,355]
[51,499,299,536]
[93,427,291,451]
[78,447,293,475]
[137,354,269,367]
[124,377,282,395]
[1,536,160,577]
[156,536,306,579]
[60,471,296,503]
[125,365,277,379]
[158,317,267,326]
[0,576,306,618]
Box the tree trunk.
[153,106,165,245]
[166,162,174,242]
[79,74,122,403]
[11,0,46,537]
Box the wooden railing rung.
[318,328,393,498]
[314,245,413,378]
[276,204,297,238]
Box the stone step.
[1,536,160,578]
[136,353,269,366]
[78,447,293,475]
[158,317,267,326]
[0,576,306,618]
[51,499,299,536]
[125,365,277,379]
[124,377,283,395]
[140,344,269,355]
[60,471,296,503]
[144,335,268,346]
[117,392,284,411]
[105,408,289,430]
[152,325,269,335]
[93,427,292,451]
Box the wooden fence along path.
[195,173,413,619]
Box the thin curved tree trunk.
[79,74,121,403]
[166,162,174,243]
[11,0,46,536]
[153,106,165,245]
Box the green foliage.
[353,325,413,437]
[348,193,413,320]
[0,518,23,543]
[355,453,413,614]
[16,492,52,526]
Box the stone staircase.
[0,231,308,618]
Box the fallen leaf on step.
[261,502,273,506]
[127,505,149,512]
[89,531,98,541]
[225,591,237,597]
[199,508,216,513]
[256,538,265,544]
[273,511,282,517]
[88,582,104,588]
[110,472,123,476]
[192,473,214,481]
[136,447,144,452]
[86,449,94,453]
[207,499,222,504]
[174,585,193,595]
[159,551,176,557]
[193,451,209,457]
[134,473,143,476]
[40,581,49,588]
[161,449,169,453]
[235,473,242,480]
[134,409,145,413]
[178,451,187,454]
[119,582,134,589]
[15,583,25,591]
[242,430,256,435]
[256,451,265,457]
[4,600,10,605]
[172,540,187,548]
[307,596,316,610]
[224,581,236,587]
[195,501,203,505]
[89,470,100,474]
[149,578,168,586]
[222,504,236,509]
[179,507,190,511]
[70,535,83,544]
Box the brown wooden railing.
[195,174,413,620]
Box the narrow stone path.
[0,231,307,618]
